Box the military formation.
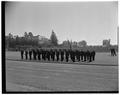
[20,48,96,63]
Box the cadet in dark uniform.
[46,49,50,61]
[61,49,64,61]
[41,49,44,60]
[29,48,32,60]
[81,50,84,62]
[76,50,80,62]
[84,51,87,62]
[86,50,90,62]
[21,49,24,59]
[33,49,37,60]
[53,49,55,61]
[70,50,75,62]
[89,51,92,62]
[25,49,28,60]
[56,49,60,61]
[50,49,53,61]
[43,49,45,60]
[65,49,69,62]
[37,48,40,60]
[91,50,96,61]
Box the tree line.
[5,31,58,49]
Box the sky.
[5,2,118,45]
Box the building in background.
[102,39,111,47]
[78,40,87,47]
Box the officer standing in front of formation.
[29,48,32,60]
[25,49,28,60]
[21,49,24,59]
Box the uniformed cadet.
[20,49,24,59]
[32,49,37,60]
[86,50,90,62]
[76,50,80,62]
[25,49,28,60]
[41,49,44,60]
[91,50,96,61]
[70,50,75,62]
[37,48,41,60]
[81,50,84,62]
[83,51,86,61]
[61,49,64,61]
[56,49,60,61]
[65,49,69,62]
[43,49,46,60]
[53,49,56,61]
[69,49,72,62]
[49,49,52,61]
[89,51,92,62]
[46,49,50,61]
[29,48,32,60]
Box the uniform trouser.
[57,56,59,61]
[53,56,55,61]
[87,56,89,61]
[25,55,28,60]
[38,55,41,60]
[21,55,23,59]
[48,56,50,61]
[81,55,83,61]
[61,56,64,61]
[42,55,44,60]
[77,56,80,61]
[84,56,86,61]
[66,56,69,62]
[72,57,75,62]
[29,55,31,60]
[34,55,36,60]
[93,55,95,61]
[89,56,92,62]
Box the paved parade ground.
[5,51,118,92]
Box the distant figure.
[65,49,69,62]
[25,49,28,60]
[56,49,60,61]
[20,49,24,59]
[110,48,116,56]
[37,48,41,60]
[86,50,90,62]
[29,49,32,60]
[61,49,64,61]
[33,49,37,60]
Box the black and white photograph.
[3,1,118,93]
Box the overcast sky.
[5,2,118,45]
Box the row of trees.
[5,31,58,49]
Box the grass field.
[5,51,118,92]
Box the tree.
[50,30,58,46]
[24,32,28,38]
[28,32,33,38]
[78,40,87,47]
